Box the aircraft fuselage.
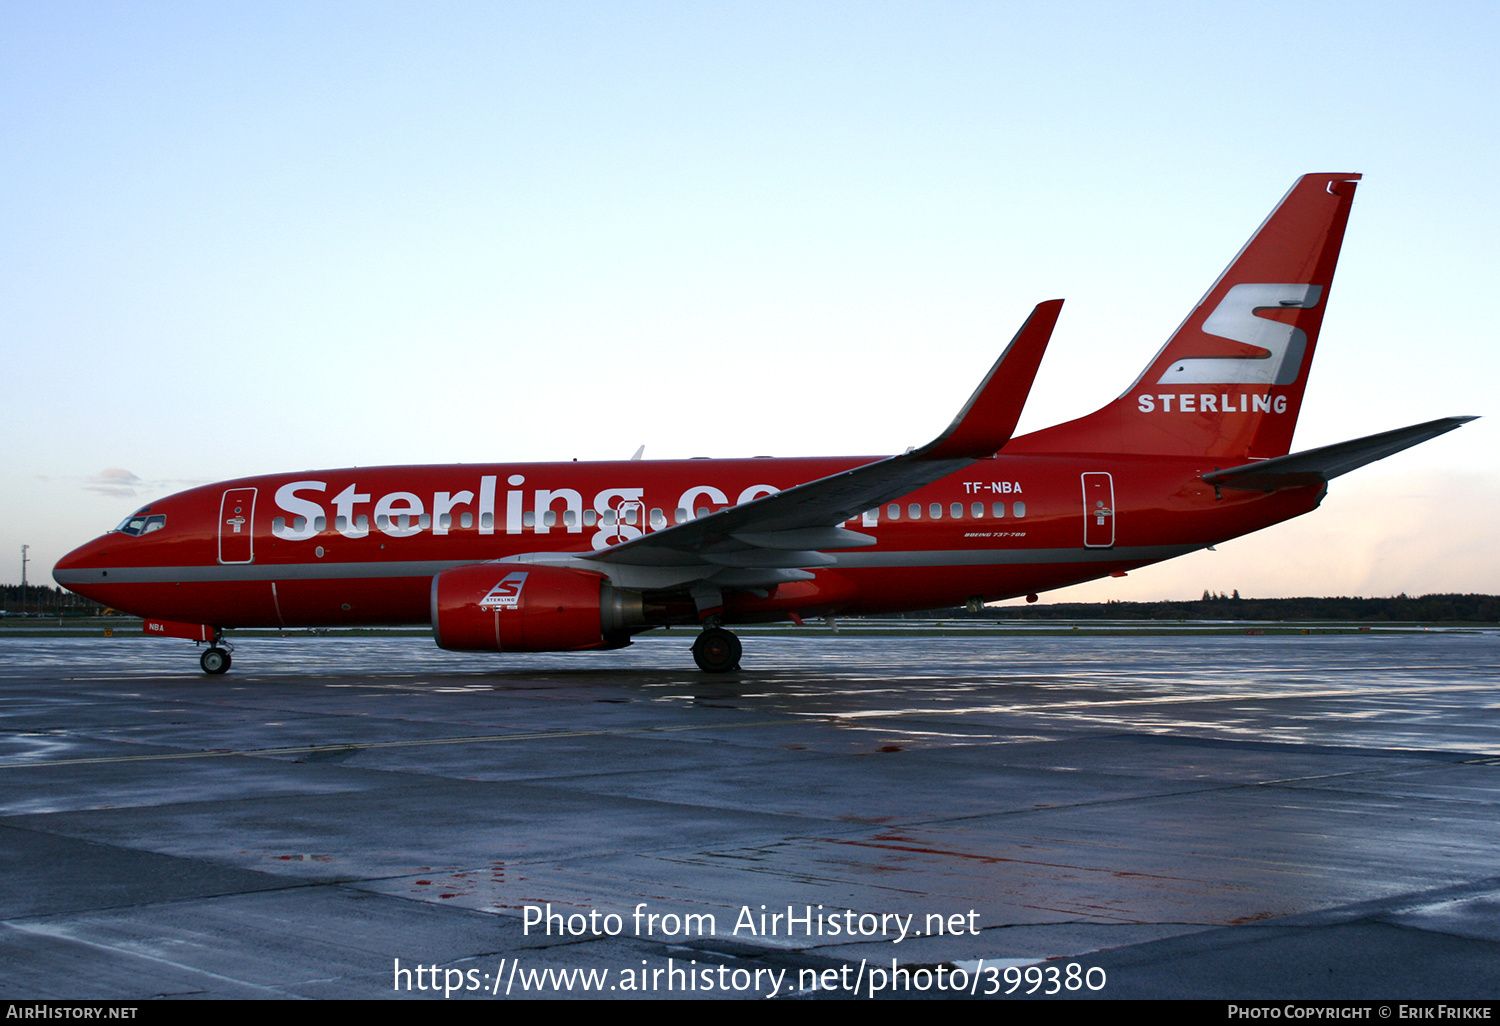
[55,452,1321,629]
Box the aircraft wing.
[580,300,1061,583]
[1202,416,1476,492]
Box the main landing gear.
[692,627,742,673]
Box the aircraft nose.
[53,536,113,597]
[55,536,107,573]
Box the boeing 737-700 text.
[54,173,1473,673]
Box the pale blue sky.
[4,2,1496,599]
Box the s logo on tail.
[1158,283,1323,385]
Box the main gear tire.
[691,627,742,673]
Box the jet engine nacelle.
[431,563,643,652]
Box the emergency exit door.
[1081,473,1115,548]
[218,488,257,564]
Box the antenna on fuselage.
[630,445,645,461]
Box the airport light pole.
[20,545,28,616]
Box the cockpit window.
[114,512,166,537]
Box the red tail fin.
[1010,173,1361,459]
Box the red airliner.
[55,173,1472,674]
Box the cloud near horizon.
[83,468,145,498]
[80,469,208,500]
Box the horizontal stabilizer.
[1203,417,1476,491]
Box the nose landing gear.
[198,627,232,675]
[200,646,232,674]
[692,627,742,673]
[140,619,233,675]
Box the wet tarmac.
[1,631,1498,1000]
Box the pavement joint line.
[820,682,1500,719]
[4,919,296,996]
[6,713,1492,771]
[0,719,798,769]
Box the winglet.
[913,299,1062,460]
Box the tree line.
[945,593,1500,623]
[0,584,108,616]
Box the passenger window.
[650,508,665,528]
[603,510,617,526]
[460,512,472,529]
[563,510,576,527]
[543,511,556,527]
[993,502,1005,518]
[676,508,688,524]
[273,517,286,533]
[950,502,963,519]
[418,514,431,529]
[625,507,640,525]
[1014,501,1026,518]
[294,516,307,532]
[583,509,598,527]
[479,512,493,530]
[523,511,536,527]
[908,503,921,519]
[865,508,879,523]
[971,502,983,518]
[357,515,369,531]
[929,503,942,519]
[313,516,326,532]
[376,515,389,530]
[887,503,900,520]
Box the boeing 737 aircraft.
[54,173,1472,673]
